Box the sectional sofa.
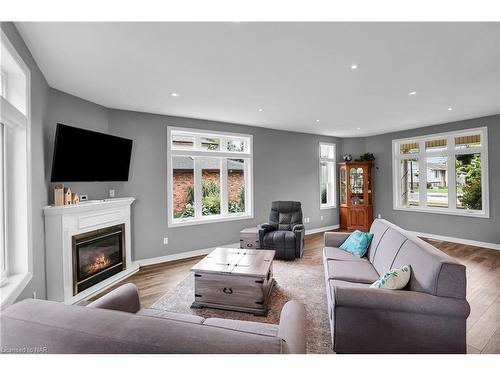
[323,219,470,354]
[0,283,306,354]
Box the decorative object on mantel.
[343,154,353,162]
[71,192,80,205]
[63,187,73,205]
[54,184,65,207]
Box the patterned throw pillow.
[370,265,411,289]
[339,230,374,257]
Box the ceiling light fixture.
[316,119,320,123]
[408,91,417,96]
[448,107,453,111]
[258,108,264,112]
[170,92,180,97]
[351,64,358,70]
[356,127,361,130]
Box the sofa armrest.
[333,285,470,318]
[277,301,306,354]
[292,224,304,232]
[87,283,141,313]
[324,232,351,248]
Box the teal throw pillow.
[339,230,374,257]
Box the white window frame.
[0,29,33,309]
[0,70,6,98]
[167,126,253,228]
[319,142,336,209]
[392,126,489,218]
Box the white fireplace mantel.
[43,197,138,304]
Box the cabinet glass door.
[350,167,364,205]
[340,167,347,205]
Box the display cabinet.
[338,161,374,231]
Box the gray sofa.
[323,219,470,354]
[0,283,306,354]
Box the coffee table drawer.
[194,273,268,309]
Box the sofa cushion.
[323,246,369,262]
[366,219,390,262]
[203,318,278,337]
[137,308,205,324]
[325,259,379,283]
[371,228,408,275]
[392,236,466,298]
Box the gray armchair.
[259,201,305,260]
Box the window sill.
[0,272,32,309]
[169,213,254,228]
[393,206,489,219]
[320,205,337,210]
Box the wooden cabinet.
[339,161,374,231]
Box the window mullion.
[418,141,427,207]
[194,157,202,218]
[220,158,228,216]
[447,135,457,210]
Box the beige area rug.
[151,254,334,354]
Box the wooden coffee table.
[191,247,276,316]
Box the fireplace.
[72,224,126,295]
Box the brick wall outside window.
[173,170,244,213]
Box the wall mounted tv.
[51,124,133,182]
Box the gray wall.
[107,109,341,261]
[365,114,500,244]
[340,137,367,161]
[46,88,110,201]
[1,22,50,300]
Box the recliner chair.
[259,201,305,260]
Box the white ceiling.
[15,22,500,137]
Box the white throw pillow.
[370,265,411,290]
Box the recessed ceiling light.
[171,92,180,97]
[316,119,320,123]
[448,107,453,111]
[408,91,417,96]
[258,108,264,112]
[351,64,358,70]
[356,127,361,130]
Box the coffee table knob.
[223,287,233,294]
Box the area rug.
[151,252,334,354]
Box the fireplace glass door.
[72,224,125,295]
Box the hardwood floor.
[91,232,500,354]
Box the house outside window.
[392,127,489,217]
[167,127,253,227]
[319,143,336,209]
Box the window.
[167,127,253,227]
[0,30,32,308]
[319,143,336,209]
[392,127,489,217]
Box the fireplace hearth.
[72,224,126,295]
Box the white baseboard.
[134,242,240,267]
[134,225,340,268]
[305,224,340,235]
[410,231,500,251]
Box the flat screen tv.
[51,124,133,182]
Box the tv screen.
[50,124,133,182]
